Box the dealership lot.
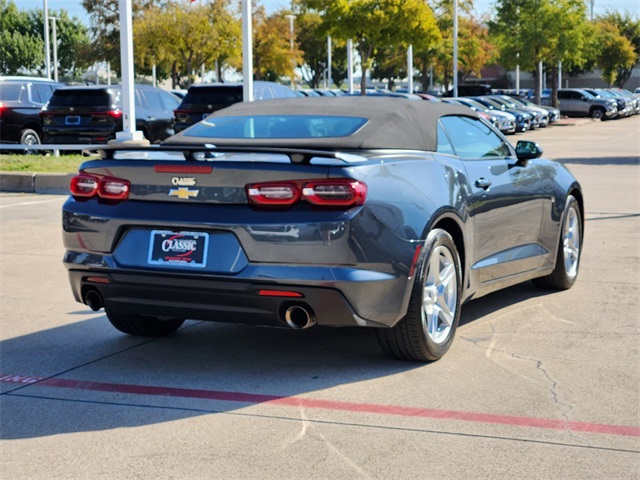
[1,116,638,478]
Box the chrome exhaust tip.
[284,305,317,329]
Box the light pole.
[452,0,458,97]
[285,14,295,89]
[516,53,520,95]
[50,16,58,82]
[347,39,354,94]
[114,0,146,144]
[241,0,253,102]
[43,0,51,79]
[407,45,413,93]
[327,36,332,88]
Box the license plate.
[65,115,80,125]
[148,230,209,267]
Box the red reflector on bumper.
[86,277,110,284]
[258,290,304,298]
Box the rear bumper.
[64,253,411,329]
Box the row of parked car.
[0,77,300,146]
[542,88,640,120]
[1,76,638,147]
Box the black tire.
[20,129,41,145]
[590,107,605,120]
[533,195,582,290]
[105,309,185,337]
[376,229,462,362]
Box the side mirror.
[515,140,543,161]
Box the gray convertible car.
[63,97,583,362]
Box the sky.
[16,0,640,25]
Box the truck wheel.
[20,129,41,145]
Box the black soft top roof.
[165,96,478,151]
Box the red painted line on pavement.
[2,373,639,437]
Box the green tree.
[597,11,640,87]
[0,0,90,77]
[593,19,636,87]
[134,0,240,87]
[0,0,43,75]
[490,0,590,105]
[428,1,493,92]
[82,0,161,75]
[302,0,440,94]
[252,6,303,83]
[295,10,328,88]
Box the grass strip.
[0,154,96,173]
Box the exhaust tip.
[84,289,104,312]
[284,305,316,329]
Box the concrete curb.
[0,172,72,195]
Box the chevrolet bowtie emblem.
[168,187,199,199]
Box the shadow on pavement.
[1,280,554,440]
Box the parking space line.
[2,373,639,438]
[0,197,66,208]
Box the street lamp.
[43,0,51,79]
[242,0,253,101]
[452,0,458,97]
[285,14,295,89]
[50,17,58,82]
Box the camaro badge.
[168,187,199,199]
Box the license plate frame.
[148,230,209,267]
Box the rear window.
[183,115,368,139]
[182,87,243,107]
[49,89,118,107]
[0,83,23,101]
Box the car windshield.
[182,89,243,107]
[0,83,23,101]
[49,90,116,107]
[459,99,488,111]
[183,115,368,139]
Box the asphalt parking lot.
[1,115,638,479]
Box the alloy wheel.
[421,245,458,345]
[563,206,581,279]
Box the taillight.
[0,102,5,119]
[246,179,366,208]
[174,110,191,122]
[40,110,55,125]
[70,174,99,197]
[70,173,130,201]
[92,110,122,120]
[302,180,366,206]
[246,182,300,206]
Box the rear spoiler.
[83,144,367,164]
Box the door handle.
[475,178,492,190]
